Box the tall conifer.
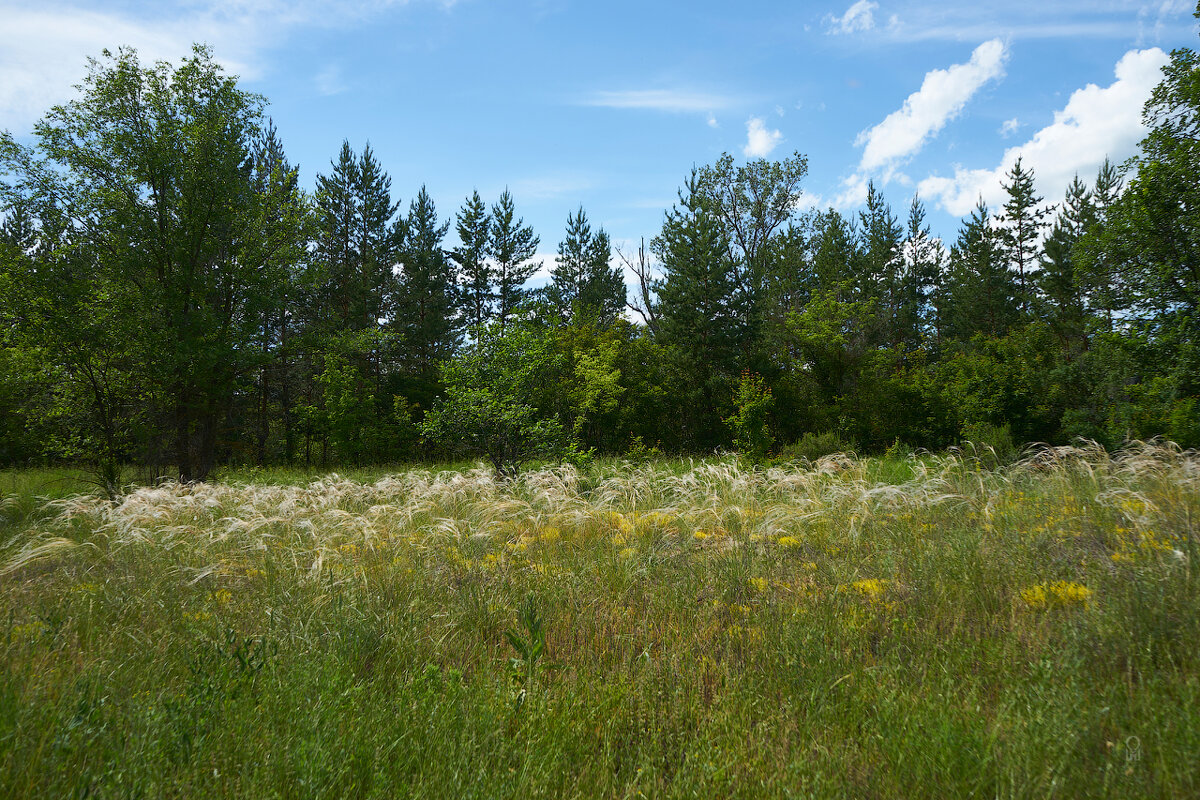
[489,190,541,330]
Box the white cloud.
[794,191,829,212]
[999,117,1020,137]
[744,117,783,158]
[855,38,1007,177]
[825,1,877,35]
[918,47,1170,216]
[0,1,445,133]
[833,173,870,209]
[706,113,719,128]
[583,89,735,113]
[0,5,253,132]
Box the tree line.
[1,38,1198,488]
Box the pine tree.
[652,170,745,447]
[809,209,858,298]
[0,194,36,253]
[250,119,306,465]
[1080,158,1126,331]
[395,187,457,376]
[996,158,1053,315]
[856,181,904,346]
[353,143,402,331]
[314,141,362,330]
[1038,175,1096,352]
[312,142,402,334]
[489,190,540,331]
[903,194,945,348]
[452,191,491,333]
[548,208,624,324]
[946,200,1019,339]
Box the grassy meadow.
[2,443,1199,798]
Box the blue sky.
[2,0,1196,278]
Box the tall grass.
[2,442,1197,797]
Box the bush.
[776,431,856,464]
[723,371,774,463]
[960,421,1018,466]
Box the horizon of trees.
[2,30,1199,488]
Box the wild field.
[1,443,1198,798]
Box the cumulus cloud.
[918,47,1170,216]
[999,117,1021,137]
[855,38,1008,178]
[826,1,878,34]
[744,117,783,158]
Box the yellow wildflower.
[850,579,886,602]
[1021,581,1092,610]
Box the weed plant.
[1,442,1198,797]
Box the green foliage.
[311,354,418,465]
[395,186,459,374]
[996,158,1053,314]
[943,201,1020,340]
[652,169,746,449]
[422,320,569,476]
[452,190,492,333]
[959,421,1018,466]
[506,592,556,704]
[777,430,856,463]
[547,208,624,325]
[488,190,541,331]
[724,371,774,462]
[4,35,1200,478]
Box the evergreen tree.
[996,158,1053,315]
[489,190,540,330]
[314,142,363,330]
[250,119,307,465]
[548,208,624,324]
[353,143,402,331]
[452,191,492,333]
[0,194,37,253]
[1079,158,1127,332]
[1038,175,1096,352]
[902,194,945,348]
[312,141,401,334]
[809,209,858,298]
[395,187,457,378]
[1088,29,1200,405]
[856,182,904,346]
[945,200,1019,339]
[651,170,745,448]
